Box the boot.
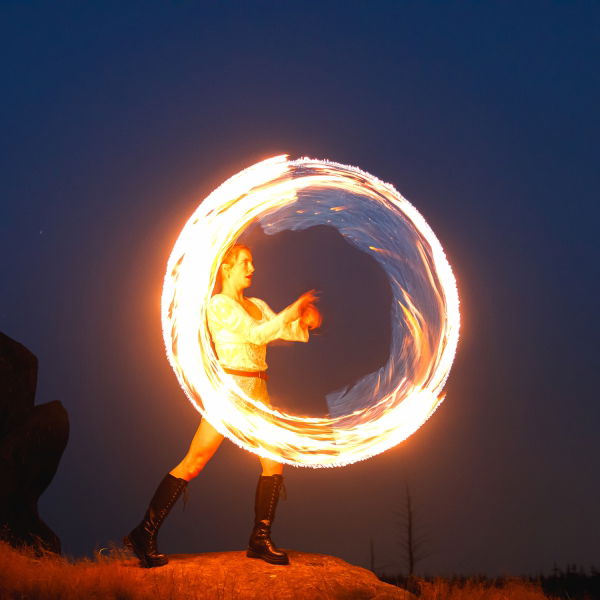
[124,473,187,568]
[246,474,289,565]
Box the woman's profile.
[124,244,321,567]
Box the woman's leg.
[125,418,224,568]
[247,466,289,565]
[249,456,287,564]
[259,456,283,476]
[223,375,288,564]
[170,418,225,481]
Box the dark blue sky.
[1,2,599,576]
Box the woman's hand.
[300,304,322,330]
[283,289,320,323]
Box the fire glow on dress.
[161,156,460,468]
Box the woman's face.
[223,248,255,291]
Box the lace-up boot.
[124,473,188,568]
[246,474,289,565]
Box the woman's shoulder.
[208,293,237,313]
[208,295,245,328]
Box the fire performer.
[125,244,321,568]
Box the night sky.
[1,2,599,577]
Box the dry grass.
[415,578,552,600]
[0,540,176,600]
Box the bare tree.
[396,482,430,576]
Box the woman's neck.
[220,282,245,303]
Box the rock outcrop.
[121,550,415,599]
[0,332,69,553]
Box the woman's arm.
[252,298,309,343]
[208,295,299,346]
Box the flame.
[161,155,460,468]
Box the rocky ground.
[121,550,415,600]
[1,540,553,600]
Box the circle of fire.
[162,156,460,468]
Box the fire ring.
[162,156,460,467]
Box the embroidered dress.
[207,294,308,371]
[207,293,309,401]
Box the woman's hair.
[222,244,251,268]
[213,244,251,293]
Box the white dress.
[207,293,309,404]
[207,293,309,372]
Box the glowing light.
[161,156,460,468]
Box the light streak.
[161,156,460,467]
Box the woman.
[124,244,321,568]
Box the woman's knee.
[181,452,212,479]
[260,457,283,476]
[181,422,224,478]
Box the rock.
[0,332,69,554]
[121,551,415,600]
[0,333,38,439]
